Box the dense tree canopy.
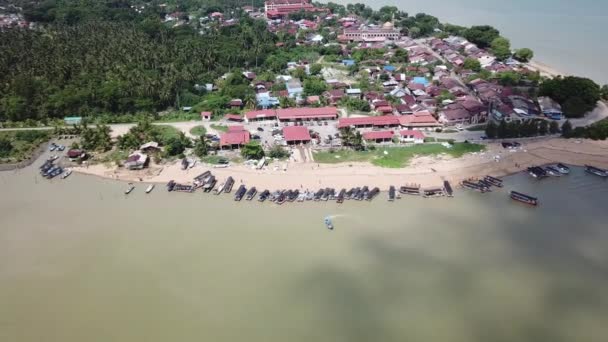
[464,25,500,49]
[463,58,481,72]
[514,48,534,62]
[539,76,601,118]
[490,37,511,61]
[0,2,275,123]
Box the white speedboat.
[125,183,135,195]
[61,169,72,179]
[145,184,155,194]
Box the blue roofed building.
[342,59,356,67]
[383,65,396,72]
[538,96,563,120]
[413,77,429,87]
[256,92,280,109]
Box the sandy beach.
[526,60,568,78]
[72,138,608,191]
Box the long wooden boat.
[423,187,444,198]
[388,186,396,201]
[556,163,570,174]
[234,185,246,201]
[145,184,155,194]
[337,189,346,204]
[258,190,270,202]
[461,180,487,193]
[483,176,503,188]
[366,187,380,201]
[443,181,453,197]
[510,191,538,206]
[544,166,561,177]
[166,180,176,192]
[527,166,547,179]
[585,165,608,178]
[214,182,225,195]
[276,191,287,205]
[245,187,257,201]
[399,185,420,196]
[223,177,235,193]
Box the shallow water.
[334,0,608,84]
[1,159,608,342]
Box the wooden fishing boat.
[324,217,334,230]
[145,184,155,194]
[483,176,503,188]
[61,169,72,179]
[461,180,487,193]
[585,165,608,178]
[510,191,538,206]
[258,190,270,202]
[556,163,570,174]
[443,181,453,197]
[544,166,561,177]
[366,187,380,201]
[166,180,176,192]
[234,185,246,201]
[337,189,346,204]
[423,187,444,198]
[388,186,396,201]
[245,187,257,201]
[399,185,420,195]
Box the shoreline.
[70,138,608,191]
[525,60,568,78]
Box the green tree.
[0,136,14,158]
[601,85,608,101]
[164,133,191,157]
[303,78,328,96]
[463,58,481,72]
[514,48,534,62]
[497,120,508,138]
[549,120,560,134]
[538,120,548,135]
[491,37,511,61]
[241,141,265,160]
[561,120,573,138]
[464,25,500,49]
[268,144,290,159]
[539,76,601,118]
[485,122,498,139]
[309,64,323,76]
[193,136,210,158]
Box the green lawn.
[210,124,229,133]
[189,125,207,137]
[314,143,485,168]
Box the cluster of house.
[0,13,29,28]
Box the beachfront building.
[124,152,148,170]
[338,22,401,43]
[200,111,212,121]
[283,126,312,145]
[399,130,425,144]
[398,111,442,131]
[363,130,394,144]
[538,96,563,120]
[219,129,250,150]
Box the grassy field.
[210,124,228,133]
[189,125,207,137]
[0,130,52,163]
[313,143,485,168]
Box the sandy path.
[73,139,608,191]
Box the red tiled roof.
[200,111,212,117]
[399,130,425,139]
[224,114,243,121]
[363,130,394,140]
[228,125,245,132]
[245,109,277,120]
[283,126,311,142]
[376,105,394,113]
[338,115,400,128]
[398,111,441,127]
[220,131,250,147]
[276,107,338,120]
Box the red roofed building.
[201,111,212,121]
[283,126,312,145]
[245,109,277,122]
[220,131,250,149]
[338,115,400,129]
[363,130,394,143]
[276,107,338,121]
[265,0,318,19]
[399,130,425,144]
[398,111,441,130]
[224,114,244,122]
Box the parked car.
[257,127,264,132]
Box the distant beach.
[73,139,608,191]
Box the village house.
[399,130,425,144]
[200,111,212,121]
[124,152,149,170]
[219,129,250,149]
[283,126,312,145]
[323,89,345,105]
[538,96,563,120]
[363,130,394,144]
